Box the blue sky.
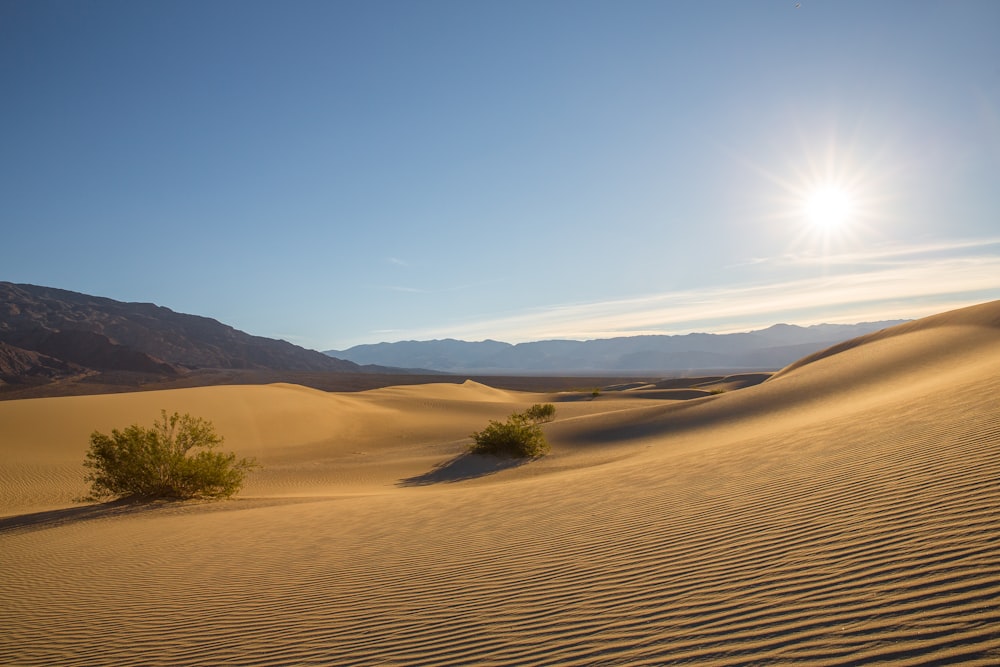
[3,0,999,350]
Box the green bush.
[469,404,556,458]
[522,402,556,423]
[82,410,257,501]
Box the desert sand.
[2,301,999,665]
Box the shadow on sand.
[399,451,530,487]
[0,498,183,534]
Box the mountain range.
[1,281,911,395]
[0,282,366,393]
[326,320,909,374]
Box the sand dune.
[2,301,999,665]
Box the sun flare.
[803,185,855,230]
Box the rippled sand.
[2,301,999,665]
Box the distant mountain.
[0,282,362,388]
[326,321,909,374]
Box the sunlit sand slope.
[2,301,999,665]
[0,379,641,514]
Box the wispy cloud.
[400,239,1000,342]
[368,277,508,295]
[379,285,425,294]
[753,237,1000,268]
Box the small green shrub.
[522,402,556,423]
[469,403,556,458]
[81,410,257,501]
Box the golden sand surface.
[2,301,999,665]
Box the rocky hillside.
[0,282,360,389]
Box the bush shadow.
[398,451,530,487]
[0,498,183,535]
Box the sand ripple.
[2,302,1000,665]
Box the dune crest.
[771,298,1000,379]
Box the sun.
[803,185,855,231]
[752,133,890,254]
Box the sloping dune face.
[2,302,1000,665]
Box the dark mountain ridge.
[327,320,909,374]
[0,282,361,390]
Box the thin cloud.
[375,285,425,294]
[399,242,1000,343]
[759,237,1000,268]
[369,277,507,295]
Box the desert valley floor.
[2,301,1000,665]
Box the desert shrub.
[523,402,556,423]
[82,410,257,501]
[469,404,556,458]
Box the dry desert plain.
[2,301,1000,665]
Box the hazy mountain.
[0,282,361,387]
[326,321,909,374]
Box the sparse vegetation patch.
[522,402,556,423]
[469,403,556,458]
[81,410,257,501]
